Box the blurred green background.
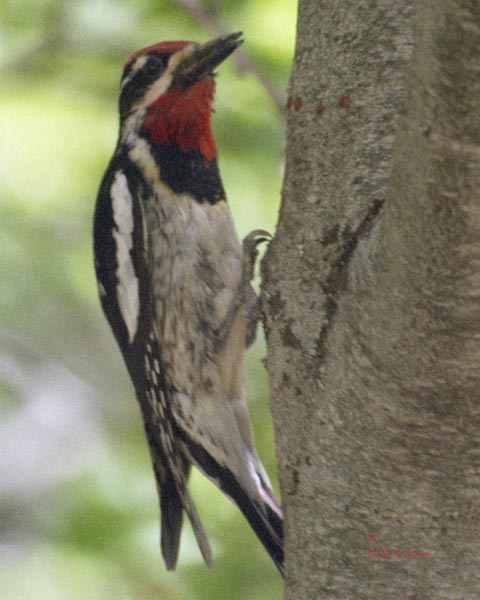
[0,1,295,598]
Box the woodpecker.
[93,32,283,574]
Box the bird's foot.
[241,229,272,284]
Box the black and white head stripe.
[119,45,197,119]
[120,55,149,91]
[119,52,171,118]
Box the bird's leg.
[214,230,272,352]
[243,283,260,348]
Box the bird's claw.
[242,229,272,283]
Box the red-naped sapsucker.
[93,33,283,573]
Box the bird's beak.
[174,32,243,86]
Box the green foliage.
[0,1,295,598]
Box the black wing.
[93,152,211,569]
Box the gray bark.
[262,0,480,597]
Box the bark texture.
[263,1,480,597]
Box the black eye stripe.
[121,52,170,86]
[119,52,173,117]
[144,53,168,73]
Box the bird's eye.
[145,54,167,75]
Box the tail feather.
[178,480,213,568]
[158,468,184,570]
[141,391,213,570]
[177,429,284,575]
[153,447,213,570]
[218,464,284,575]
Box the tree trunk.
[262,0,480,597]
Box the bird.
[93,32,284,574]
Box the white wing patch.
[111,171,139,343]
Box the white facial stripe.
[121,55,148,91]
[111,171,140,343]
[134,43,197,110]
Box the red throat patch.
[142,78,217,163]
